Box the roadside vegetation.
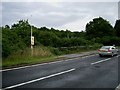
[2,17,120,68]
[3,46,55,68]
[2,45,101,69]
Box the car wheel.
[111,53,114,57]
[116,52,118,55]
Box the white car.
[98,46,118,57]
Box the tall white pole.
[31,25,33,49]
[118,1,120,19]
[31,15,33,56]
[31,24,33,49]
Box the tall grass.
[2,46,55,68]
[2,44,102,69]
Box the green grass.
[2,45,99,69]
[2,49,95,69]
[2,55,58,69]
[2,46,56,69]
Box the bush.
[3,46,54,61]
[48,47,63,55]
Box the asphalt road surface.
[2,54,120,89]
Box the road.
[2,53,120,89]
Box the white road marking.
[81,54,97,58]
[1,54,98,72]
[91,58,111,65]
[48,60,62,64]
[1,62,48,72]
[4,68,75,90]
[116,55,120,57]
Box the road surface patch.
[3,68,75,90]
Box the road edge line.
[1,54,97,72]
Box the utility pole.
[31,24,33,49]
[118,1,120,20]
[31,23,33,56]
[30,15,34,56]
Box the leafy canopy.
[85,17,115,39]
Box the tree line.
[2,17,120,58]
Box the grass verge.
[2,56,58,69]
[2,46,56,69]
[2,45,99,69]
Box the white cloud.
[1,2,118,32]
[57,15,99,32]
[1,0,120,2]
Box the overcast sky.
[1,0,119,32]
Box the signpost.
[30,15,35,56]
[31,23,34,56]
[31,36,34,46]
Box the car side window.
[112,47,115,49]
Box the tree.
[114,19,120,37]
[2,20,30,58]
[85,17,115,39]
[2,29,26,57]
[5,25,10,29]
[11,20,31,47]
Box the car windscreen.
[101,46,110,49]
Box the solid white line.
[117,55,120,57]
[1,54,98,72]
[1,59,71,72]
[81,54,97,58]
[48,60,62,64]
[4,68,75,90]
[1,62,48,72]
[115,55,120,58]
[91,58,111,65]
[1,59,69,72]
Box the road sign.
[31,36,34,45]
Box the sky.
[1,0,119,32]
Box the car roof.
[102,46,114,47]
[101,46,114,48]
